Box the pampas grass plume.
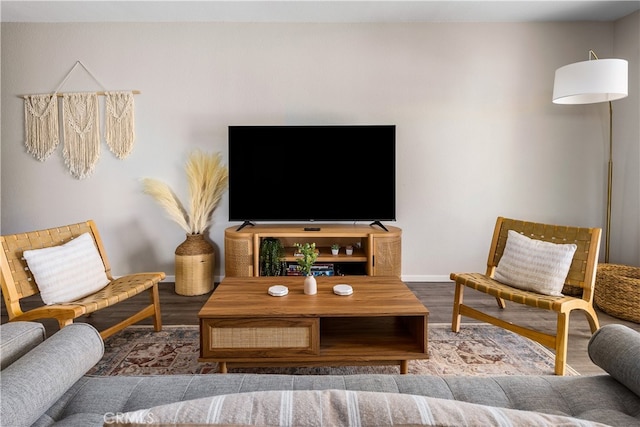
[142,150,228,234]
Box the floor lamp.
[552,50,628,263]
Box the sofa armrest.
[0,323,103,427]
[0,321,46,370]
[589,324,640,397]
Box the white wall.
[613,11,640,267]
[1,18,638,282]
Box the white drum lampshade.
[553,58,628,104]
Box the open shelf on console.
[284,246,367,261]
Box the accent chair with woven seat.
[451,216,602,375]
[0,220,164,339]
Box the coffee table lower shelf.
[199,316,428,374]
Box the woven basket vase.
[175,234,214,296]
[595,263,640,323]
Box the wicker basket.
[595,263,640,323]
[175,234,215,296]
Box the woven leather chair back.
[488,217,601,294]
[0,221,110,302]
[451,216,602,375]
[0,220,162,340]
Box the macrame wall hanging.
[104,91,135,159]
[24,94,59,161]
[62,92,100,179]
[21,61,140,179]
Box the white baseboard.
[161,275,225,284]
[161,275,451,283]
[401,275,452,283]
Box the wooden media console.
[224,224,402,277]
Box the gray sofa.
[1,321,639,427]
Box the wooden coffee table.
[198,276,429,373]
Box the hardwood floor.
[2,281,638,375]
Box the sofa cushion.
[108,389,607,426]
[589,324,640,398]
[0,321,45,370]
[0,323,103,427]
[23,232,109,305]
[494,230,577,296]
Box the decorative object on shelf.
[104,91,135,159]
[345,245,354,256]
[293,242,319,295]
[142,150,228,296]
[331,244,340,255]
[303,275,317,296]
[62,92,100,179]
[260,238,284,276]
[553,50,628,263]
[20,60,141,179]
[24,94,59,161]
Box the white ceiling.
[2,1,639,23]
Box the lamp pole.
[605,101,613,263]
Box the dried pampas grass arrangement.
[142,150,228,234]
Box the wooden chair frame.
[0,220,164,339]
[451,217,601,375]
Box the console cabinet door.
[224,234,254,277]
[372,235,401,277]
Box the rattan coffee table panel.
[212,327,310,348]
[201,318,319,358]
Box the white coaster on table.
[333,284,353,296]
[268,285,289,297]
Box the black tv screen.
[228,125,396,223]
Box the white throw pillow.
[23,232,110,305]
[111,389,601,426]
[494,230,577,296]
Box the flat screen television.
[228,125,396,226]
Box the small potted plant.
[293,242,319,295]
[331,244,340,255]
[345,245,354,256]
[260,238,284,276]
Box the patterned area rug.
[86,323,578,376]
